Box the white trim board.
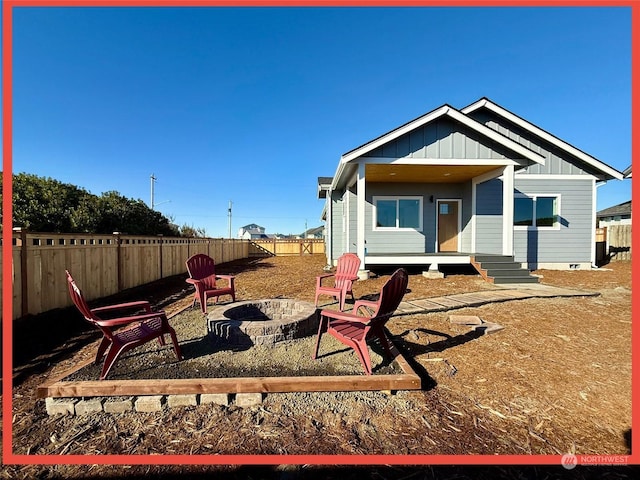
[462,98,623,180]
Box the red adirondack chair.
[65,270,182,380]
[185,254,236,314]
[314,253,361,311]
[313,268,409,375]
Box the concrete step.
[472,254,539,284]
[480,262,524,271]
[485,269,533,278]
[491,276,540,284]
[472,255,515,263]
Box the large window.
[514,195,560,228]
[373,196,422,231]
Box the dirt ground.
[1,255,633,479]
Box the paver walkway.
[394,283,599,316]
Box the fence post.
[158,234,164,279]
[114,232,123,292]
[16,227,28,318]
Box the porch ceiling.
[365,164,500,183]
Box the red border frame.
[2,0,638,468]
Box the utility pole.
[150,173,156,209]
[227,200,232,238]
[149,174,170,210]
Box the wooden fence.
[1,230,249,320]
[603,224,632,261]
[249,238,325,257]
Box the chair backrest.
[370,268,409,324]
[186,254,216,281]
[65,270,99,323]
[334,253,361,289]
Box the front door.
[437,200,460,252]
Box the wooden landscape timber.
[36,340,421,399]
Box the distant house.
[597,164,631,228]
[319,98,623,276]
[597,201,631,228]
[238,224,271,239]
[303,226,325,239]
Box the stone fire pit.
[207,299,319,346]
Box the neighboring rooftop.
[597,200,632,218]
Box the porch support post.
[356,162,366,267]
[502,164,514,256]
[326,190,333,266]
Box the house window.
[373,196,422,231]
[514,195,560,229]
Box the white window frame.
[514,193,562,230]
[372,196,423,232]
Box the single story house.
[318,98,623,281]
[597,201,632,228]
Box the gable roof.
[461,97,623,180]
[317,176,333,199]
[340,104,546,166]
[623,165,632,178]
[597,200,631,218]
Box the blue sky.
[11,5,631,237]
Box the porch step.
[490,275,540,285]
[471,255,539,285]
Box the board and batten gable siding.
[362,118,518,160]
[474,178,504,254]
[365,182,472,254]
[467,109,594,177]
[513,178,594,267]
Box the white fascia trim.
[330,162,346,191]
[340,105,546,167]
[341,106,451,164]
[446,108,545,165]
[358,157,519,166]
[463,99,623,180]
[514,173,598,180]
[366,255,471,265]
[591,178,597,266]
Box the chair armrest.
[215,274,235,289]
[319,308,361,323]
[91,301,152,315]
[320,303,373,324]
[185,278,200,285]
[352,299,379,317]
[316,273,334,287]
[96,311,166,327]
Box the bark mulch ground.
[1,255,632,479]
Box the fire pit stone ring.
[207,299,319,346]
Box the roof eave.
[462,98,624,181]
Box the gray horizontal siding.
[513,178,594,265]
[475,178,503,254]
[364,118,518,160]
[347,189,357,253]
[331,192,345,259]
[365,182,471,254]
